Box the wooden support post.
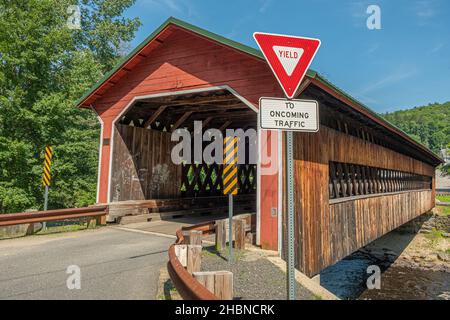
[87,217,97,229]
[215,271,233,300]
[193,271,216,294]
[174,244,187,267]
[25,223,35,236]
[245,232,254,245]
[215,220,226,251]
[96,214,107,226]
[183,230,202,245]
[186,244,202,274]
[193,271,233,300]
[234,219,245,250]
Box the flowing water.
[320,250,450,300]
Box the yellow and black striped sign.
[223,136,238,195]
[42,145,53,187]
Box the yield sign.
[253,32,321,99]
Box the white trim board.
[106,86,260,224]
[90,106,104,204]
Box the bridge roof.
[76,17,443,165]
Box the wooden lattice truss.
[119,89,257,198]
[180,163,256,197]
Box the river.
[319,245,450,300]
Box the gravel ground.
[201,245,317,300]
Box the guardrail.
[437,201,450,206]
[0,206,108,227]
[167,221,218,300]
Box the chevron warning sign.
[223,136,238,195]
[42,145,54,187]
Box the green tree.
[0,0,140,213]
[382,102,450,176]
[382,102,450,154]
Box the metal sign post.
[254,31,321,300]
[285,130,296,300]
[42,145,54,230]
[259,98,319,300]
[228,193,233,263]
[223,136,238,263]
[43,186,49,211]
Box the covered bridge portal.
[77,18,442,277]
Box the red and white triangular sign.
[253,32,321,99]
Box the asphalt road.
[0,227,173,299]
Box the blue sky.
[124,0,450,113]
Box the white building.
[440,149,450,164]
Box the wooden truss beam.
[141,94,237,106]
[143,105,168,128]
[219,121,232,132]
[170,111,193,132]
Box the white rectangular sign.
[259,97,319,132]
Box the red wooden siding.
[92,28,283,250]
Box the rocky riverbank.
[320,207,450,299]
[361,209,449,273]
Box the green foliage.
[437,206,450,216]
[0,0,140,213]
[382,102,450,154]
[436,196,450,202]
[425,228,445,241]
[443,165,450,176]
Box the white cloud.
[359,68,418,94]
[259,0,273,13]
[354,93,379,105]
[138,0,197,17]
[366,43,380,55]
[347,1,375,28]
[430,42,445,53]
[414,0,439,25]
[164,0,182,12]
[415,1,436,18]
[225,14,254,38]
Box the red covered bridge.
[77,17,442,277]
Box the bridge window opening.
[108,89,257,221]
[329,161,432,200]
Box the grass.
[157,282,178,300]
[37,223,92,235]
[203,244,246,261]
[425,228,444,241]
[0,218,99,240]
[436,205,450,216]
[436,195,450,202]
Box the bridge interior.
[108,89,257,221]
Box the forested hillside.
[382,102,450,154]
[382,102,450,175]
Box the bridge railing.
[167,221,219,300]
[0,206,108,227]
